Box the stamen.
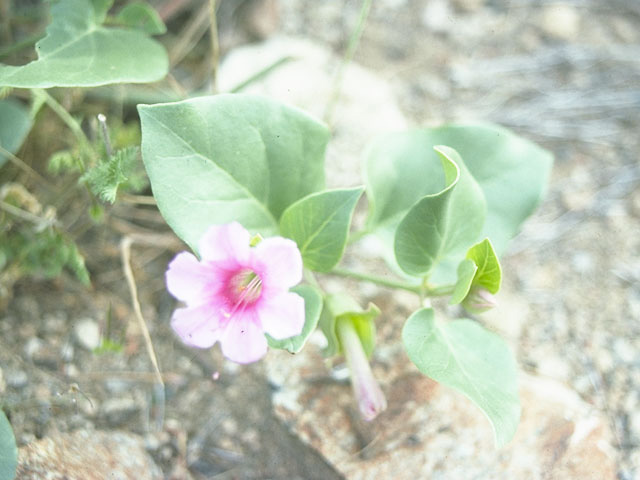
[224,269,263,317]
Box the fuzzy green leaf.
[279,187,363,272]
[139,94,329,253]
[466,238,501,294]
[0,0,168,88]
[364,124,553,281]
[82,147,144,204]
[394,146,486,277]
[450,259,477,304]
[403,308,520,447]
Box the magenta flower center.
[223,269,263,316]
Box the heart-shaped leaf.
[451,238,502,304]
[394,146,486,277]
[279,187,364,272]
[365,124,553,257]
[403,308,520,447]
[139,94,330,253]
[0,98,31,167]
[115,1,167,35]
[267,285,323,354]
[0,0,168,88]
[0,410,17,480]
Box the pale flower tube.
[336,318,387,421]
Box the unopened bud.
[462,287,498,314]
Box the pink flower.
[165,222,305,364]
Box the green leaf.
[394,146,486,277]
[139,94,330,253]
[279,187,363,272]
[319,293,380,357]
[0,98,31,167]
[115,2,167,35]
[402,308,520,447]
[0,410,17,480]
[466,238,501,294]
[450,259,477,304]
[81,147,144,204]
[451,238,502,305]
[365,123,553,259]
[267,285,323,354]
[0,0,168,88]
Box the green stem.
[208,0,219,93]
[425,284,455,296]
[329,267,421,294]
[33,89,93,168]
[303,268,322,290]
[323,0,373,126]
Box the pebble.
[421,0,454,34]
[23,337,58,369]
[6,369,28,389]
[613,338,636,364]
[541,4,580,41]
[571,251,595,274]
[23,337,44,359]
[73,318,101,351]
[101,397,140,426]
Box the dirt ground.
[1,0,639,478]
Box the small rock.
[451,0,484,13]
[421,0,454,34]
[24,337,58,369]
[24,337,44,359]
[571,251,595,275]
[101,397,140,426]
[60,341,74,362]
[540,4,580,41]
[613,338,636,364]
[74,318,101,351]
[104,378,132,395]
[6,369,28,389]
[0,366,5,395]
[16,430,162,479]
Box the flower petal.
[171,304,225,348]
[251,237,302,290]
[220,312,267,364]
[198,222,251,265]
[259,292,305,340]
[165,252,218,304]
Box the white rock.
[541,4,580,42]
[73,318,100,351]
[421,0,455,34]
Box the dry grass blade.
[120,235,165,431]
